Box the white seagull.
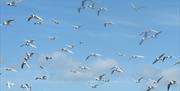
[104,21,113,28]
[167,80,176,91]
[48,36,56,40]
[136,76,144,83]
[20,40,37,48]
[21,61,31,69]
[130,2,144,12]
[60,48,74,54]
[128,55,144,61]
[20,83,31,91]
[97,7,108,16]
[85,53,102,61]
[72,25,81,30]
[52,19,61,24]
[96,74,105,81]
[1,67,17,72]
[6,80,15,89]
[35,75,47,80]
[111,66,124,75]
[3,19,14,26]
[27,14,43,22]
[6,0,16,7]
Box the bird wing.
[152,59,159,64]
[27,15,33,21]
[85,55,91,61]
[29,44,37,48]
[157,76,163,83]
[167,83,171,91]
[139,39,144,45]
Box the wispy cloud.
[38,52,120,82]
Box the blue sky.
[0,0,180,91]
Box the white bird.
[25,52,34,60]
[70,69,80,74]
[65,44,75,49]
[85,53,102,61]
[48,36,56,40]
[6,0,16,7]
[21,61,31,69]
[153,54,173,64]
[153,76,164,84]
[34,21,44,25]
[136,76,144,83]
[1,67,17,72]
[174,61,180,65]
[104,21,113,28]
[129,55,144,60]
[97,7,108,16]
[6,80,15,89]
[60,48,74,54]
[167,80,176,91]
[146,86,155,91]
[27,14,43,22]
[35,75,47,80]
[52,19,61,24]
[96,74,105,81]
[72,25,81,30]
[78,66,89,70]
[21,83,31,91]
[20,40,37,48]
[117,52,126,57]
[3,19,14,25]
[45,56,53,60]
[90,84,99,88]
[130,2,144,12]
[111,66,124,75]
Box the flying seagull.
[48,36,56,40]
[130,2,144,12]
[174,61,180,65]
[136,76,144,83]
[85,53,102,61]
[72,25,81,30]
[78,66,89,70]
[27,14,43,22]
[20,40,37,48]
[104,21,113,28]
[97,7,108,16]
[52,19,61,24]
[153,76,164,84]
[3,19,14,26]
[146,86,155,91]
[128,55,144,61]
[21,61,31,69]
[1,67,17,72]
[60,48,74,54]
[96,74,105,81]
[111,66,124,75]
[152,53,165,64]
[6,0,16,7]
[6,80,15,89]
[35,75,47,80]
[45,56,53,60]
[21,83,31,91]
[90,84,99,88]
[117,52,126,57]
[167,80,176,91]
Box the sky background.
[0,0,180,91]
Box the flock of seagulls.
[1,0,179,91]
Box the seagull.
[35,75,47,80]
[1,67,17,72]
[153,76,164,84]
[111,66,124,75]
[21,61,31,69]
[3,19,14,25]
[97,7,108,16]
[104,21,113,28]
[48,36,56,40]
[117,52,126,57]
[130,2,144,12]
[72,25,81,30]
[25,52,34,60]
[128,55,144,61]
[153,54,173,64]
[65,44,75,49]
[90,84,99,88]
[70,69,80,74]
[20,40,37,48]
[78,66,89,70]
[81,0,94,8]
[136,76,144,83]
[96,74,105,81]
[60,48,74,54]
[34,21,43,25]
[45,56,53,60]
[146,86,155,91]
[21,83,31,91]
[6,80,15,89]
[6,0,16,7]
[85,53,102,61]
[167,80,176,91]
[52,19,61,24]
[152,53,165,64]
[27,14,43,22]
[174,61,180,65]
[150,31,162,39]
